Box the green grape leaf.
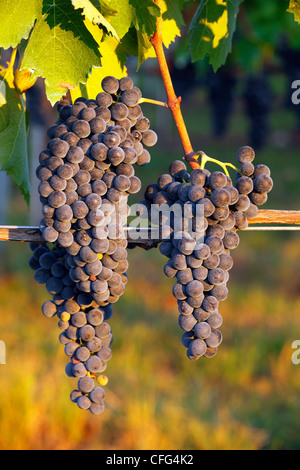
[160,7,182,49]
[98,0,118,17]
[0,74,30,204]
[116,27,139,57]
[188,0,244,71]
[137,31,154,69]
[104,0,134,38]
[71,0,119,39]
[163,0,185,27]
[21,0,101,104]
[287,0,300,24]
[130,0,161,36]
[0,0,40,49]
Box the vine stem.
[150,0,200,169]
[150,2,241,175]
[149,2,252,177]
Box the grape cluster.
[30,75,157,413]
[137,145,272,360]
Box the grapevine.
[0,0,299,427]
[28,60,274,410]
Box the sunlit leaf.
[287,0,300,24]
[104,0,134,38]
[0,72,30,204]
[130,0,160,36]
[71,0,119,39]
[188,0,244,71]
[0,0,40,49]
[163,0,185,27]
[21,0,101,104]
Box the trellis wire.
[0,212,300,248]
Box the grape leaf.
[97,0,118,17]
[21,0,101,104]
[287,0,300,24]
[71,0,119,39]
[163,0,185,27]
[0,0,40,49]
[0,72,30,204]
[160,7,182,49]
[137,31,154,69]
[116,27,139,57]
[104,0,134,38]
[188,0,244,71]
[130,0,161,36]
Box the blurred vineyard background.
[2,2,300,450]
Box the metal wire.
[2,225,300,232]
[244,226,300,231]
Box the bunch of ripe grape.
[29,75,157,414]
[137,145,273,360]
[29,73,273,415]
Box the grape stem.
[138,97,168,108]
[197,151,243,177]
